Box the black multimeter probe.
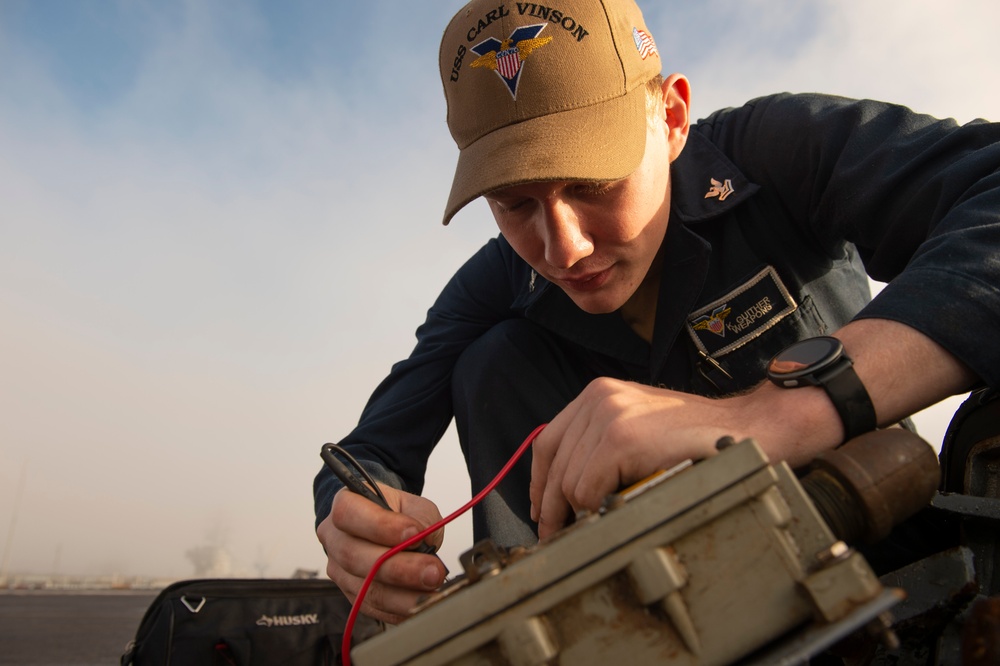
[321,443,438,556]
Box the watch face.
[767,336,843,384]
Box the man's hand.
[317,484,447,624]
[528,320,979,541]
[529,378,755,539]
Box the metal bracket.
[931,491,1000,521]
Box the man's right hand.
[317,484,447,624]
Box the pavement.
[0,591,155,665]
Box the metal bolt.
[815,540,851,565]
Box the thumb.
[395,491,446,549]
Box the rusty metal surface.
[742,588,904,666]
[803,429,941,544]
[879,546,978,627]
[961,596,1000,666]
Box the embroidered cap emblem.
[704,178,735,201]
[691,305,732,338]
[632,27,658,60]
[471,24,552,98]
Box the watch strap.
[819,359,877,441]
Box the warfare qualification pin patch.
[471,24,552,99]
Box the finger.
[529,424,559,522]
[557,438,594,512]
[358,581,424,625]
[529,399,580,522]
[396,492,446,550]
[534,387,604,535]
[331,492,447,584]
[331,488,427,548]
[327,555,426,624]
[537,382,626,535]
[571,444,623,512]
[536,441,588,538]
[326,525,446,626]
[564,412,638,511]
[536,417,592,538]
[359,549,445,620]
[331,527,444,587]
[536,481,572,539]
[555,403,609,510]
[544,390,600,504]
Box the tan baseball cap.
[439,0,662,225]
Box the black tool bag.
[121,578,383,665]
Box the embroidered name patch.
[686,266,797,358]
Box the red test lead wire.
[340,423,548,666]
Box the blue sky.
[1,0,997,579]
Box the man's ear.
[660,73,691,162]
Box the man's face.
[485,122,673,315]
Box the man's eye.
[493,198,528,212]
[575,181,615,197]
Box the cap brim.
[442,83,649,225]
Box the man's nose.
[542,199,593,269]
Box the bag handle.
[181,595,206,613]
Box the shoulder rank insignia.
[704,178,735,201]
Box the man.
[315,0,998,624]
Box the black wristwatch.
[766,336,877,442]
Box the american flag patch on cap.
[632,27,658,60]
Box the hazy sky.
[1,0,997,579]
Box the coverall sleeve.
[697,93,1000,388]
[313,236,524,526]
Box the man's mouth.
[556,266,613,292]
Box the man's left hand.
[529,377,750,539]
